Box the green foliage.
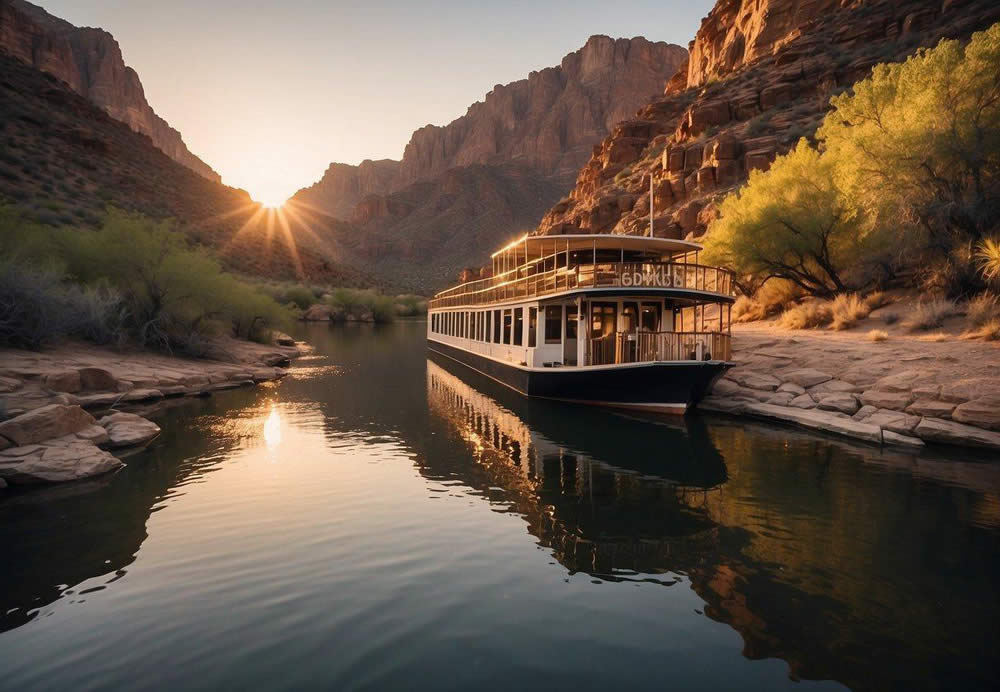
[703,141,885,296]
[0,206,290,352]
[818,24,1000,247]
[708,24,1000,297]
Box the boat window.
[528,307,537,347]
[591,303,616,338]
[640,302,660,332]
[544,305,561,344]
[566,305,578,340]
[513,308,524,346]
[502,310,512,344]
[494,309,502,343]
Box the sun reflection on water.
[263,406,282,450]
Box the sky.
[40,0,713,206]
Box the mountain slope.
[292,35,687,292]
[0,0,219,181]
[0,49,369,285]
[534,0,1000,243]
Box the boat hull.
[427,340,730,414]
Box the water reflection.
[424,352,1000,690]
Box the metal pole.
[649,172,654,237]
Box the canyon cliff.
[292,35,686,291]
[0,0,219,181]
[534,0,1000,244]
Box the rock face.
[290,35,686,291]
[0,0,218,181]
[0,404,96,447]
[99,412,160,448]
[533,0,1000,241]
[0,436,122,484]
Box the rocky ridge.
[0,0,219,181]
[534,0,1000,242]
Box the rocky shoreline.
[699,328,1000,451]
[0,338,301,488]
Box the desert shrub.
[918,332,949,342]
[326,288,397,323]
[907,298,957,331]
[394,294,428,317]
[882,311,900,325]
[732,279,802,322]
[614,166,632,183]
[868,329,889,342]
[703,141,887,297]
[966,293,1000,327]
[977,237,1000,285]
[920,243,985,298]
[0,261,87,349]
[830,293,872,330]
[275,284,317,311]
[964,319,1000,341]
[778,301,833,329]
[864,291,893,310]
[746,112,772,136]
[76,281,128,346]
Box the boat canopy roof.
[491,234,702,260]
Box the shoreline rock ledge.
[0,338,301,490]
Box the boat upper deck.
[430,234,736,310]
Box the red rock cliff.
[534,0,1000,242]
[292,35,687,218]
[0,0,220,182]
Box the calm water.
[1,322,998,692]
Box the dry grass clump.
[906,298,957,331]
[778,301,833,329]
[867,329,889,342]
[830,293,872,330]
[966,293,1000,327]
[918,332,949,342]
[864,291,894,310]
[963,319,1000,341]
[733,280,802,323]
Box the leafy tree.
[702,141,884,296]
[818,24,1000,247]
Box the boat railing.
[429,261,735,309]
[587,331,731,366]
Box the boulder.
[809,379,858,394]
[75,424,110,446]
[767,392,796,406]
[44,370,82,393]
[303,304,334,321]
[882,431,925,448]
[906,399,956,419]
[777,382,806,396]
[860,390,914,411]
[940,378,1000,404]
[789,394,816,409]
[75,392,124,408]
[816,393,860,415]
[743,403,883,444]
[852,405,878,421]
[99,412,161,449]
[0,404,97,447]
[914,418,1000,450]
[273,332,296,347]
[866,410,921,435]
[730,371,781,391]
[0,437,123,484]
[874,370,922,393]
[951,397,1000,431]
[79,367,117,391]
[782,369,833,388]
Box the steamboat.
[426,234,737,414]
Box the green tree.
[702,141,883,296]
[818,24,1000,247]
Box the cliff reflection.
[424,354,1000,691]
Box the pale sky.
[40,0,713,205]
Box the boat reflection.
[424,352,1000,690]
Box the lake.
[0,321,997,692]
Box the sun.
[256,192,288,209]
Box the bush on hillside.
[0,206,290,352]
[778,301,834,329]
